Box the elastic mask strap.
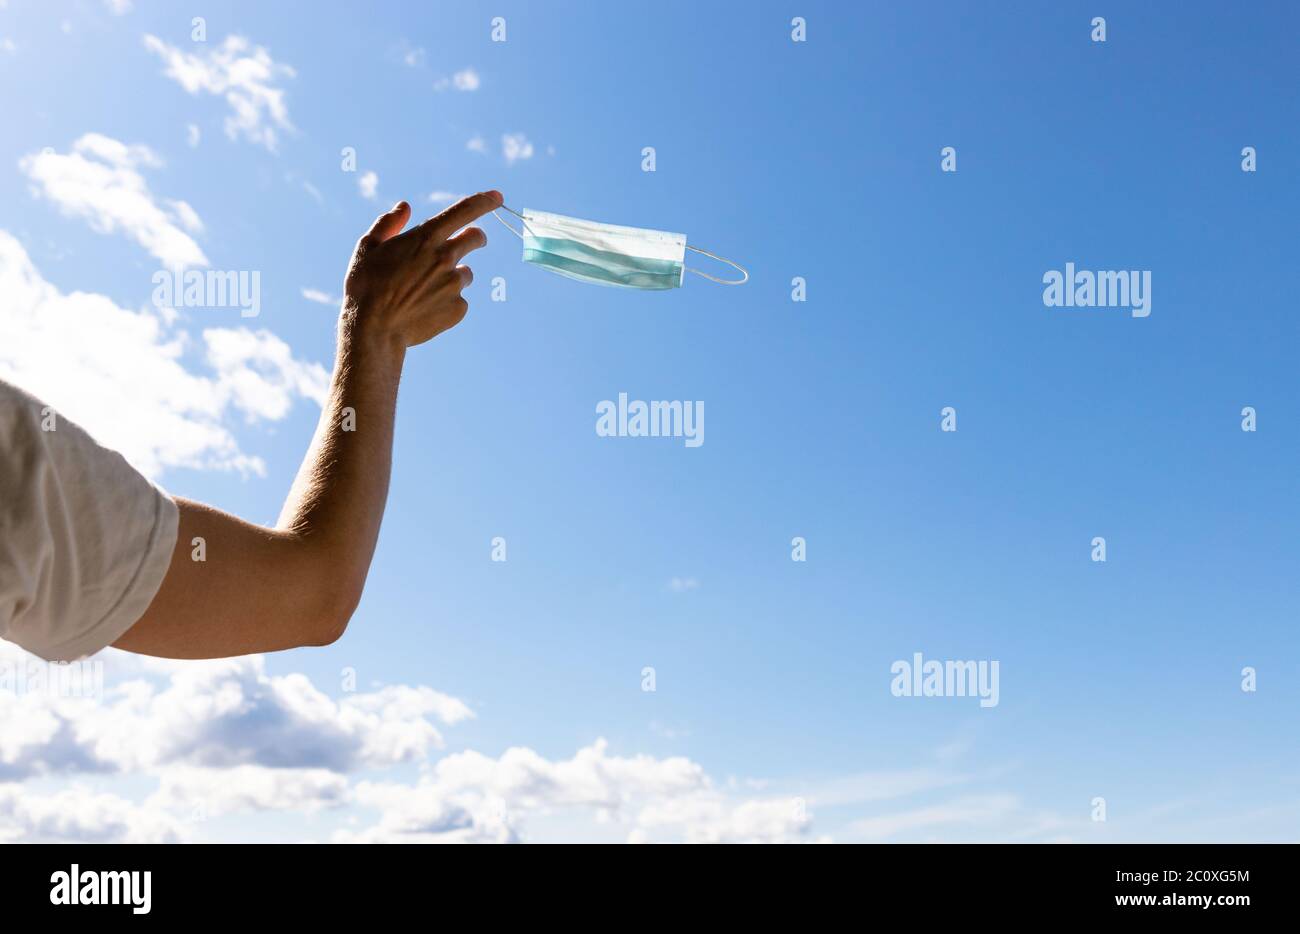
[492,204,528,239]
[685,245,749,285]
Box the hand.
[343,190,503,349]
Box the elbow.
[303,577,364,648]
[278,533,368,649]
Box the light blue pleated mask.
[493,206,747,290]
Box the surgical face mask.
[493,206,747,290]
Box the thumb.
[365,201,411,242]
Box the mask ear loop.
[492,204,528,239]
[685,245,748,285]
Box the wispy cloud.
[466,135,487,154]
[20,134,207,268]
[427,190,463,204]
[357,170,378,200]
[142,34,295,151]
[300,287,338,306]
[847,794,1021,841]
[667,577,700,593]
[434,67,480,92]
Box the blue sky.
[0,0,1298,842]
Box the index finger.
[421,190,504,241]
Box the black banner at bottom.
[4,843,1282,919]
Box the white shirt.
[0,378,178,661]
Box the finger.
[455,265,474,289]
[365,201,412,243]
[422,190,503,241]
[443,227,487,265]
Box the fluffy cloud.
[149,765,349,817]
[64,655,471,773]
[502,133,534,165]
[0,785,184,843]
[0,642,469,784]
[357,170,378,200]
[0,639,829,843]
[338,739,708,843]
[203,327,329,422]
[2,631,1089,844]
[19,134,207,268]
[143,35,295,151]
[336,740,828,844]
[0,230,327,477]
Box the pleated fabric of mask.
[494,206,746,289]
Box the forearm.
[278,305,405,608]
[115,194,496,659]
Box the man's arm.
[113,192,501,659]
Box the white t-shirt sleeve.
[0,380,179,661]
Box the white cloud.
[300,287,337,305]
[149,765,348,817]
[186,123,201,147]
[0,638,826,843]
[0,38,16,54]
[427,191,463,205]
[635,792,817,844]
[338,739,710,843]
[0,231,327,477]
[502,133,534,165]
[0,634,1115,844]
[0,644,471,778]
[0,784,183,844]
[667,577,699,593]
[143,34,295,151]
[337,739,830,844]
[403,47,425,68]
[20,134,207,268]
[357,170,378,200]
[72,656,468,773]
[103,0,132,14]
[202,327,329,422]
[466,135,487,154]
[434,68,479,92]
